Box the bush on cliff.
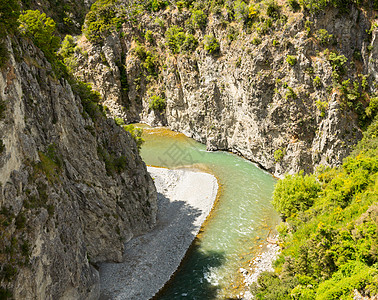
[253,116,378,299]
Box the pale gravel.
[238,239,281,300]
[99,166,218,300]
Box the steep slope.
[0,35,157,299]
[72,0,378,177]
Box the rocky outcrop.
[74,5,377,177]
[0,36,157,299]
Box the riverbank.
[99,166,218,300]
[238,237,281,299]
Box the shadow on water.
[99,190,223,300]
[152,241,226,300]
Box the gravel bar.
[99,166,218,300]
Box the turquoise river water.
[138,125,280,299]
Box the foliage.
[316,99,328,117]
[83,0,122,44]
[366,97,378,119]
[285,86,297,100]
[299,0,360,13]
[328,51,348,76]
[181,33,198,53]
[145,0,168,12]
[251,271,299,299]
[274,149,284,162]
[316,29,334,46]
[191,9,207,29]
[71,81,105,121]
[272,171,321,219]
[97,146,128,175]
[252,37,261,45]
[123,124,144,151]
[313,76,322,89]
[266,0,281,20]
[287,0,301,12]
[234,0,249,23]
[286,55,297,66]
[165,25,186,54]
[145,30,154,43]
[19,10,60,55]
[0,0,20,37]
[204,34,220,54]
[254,118,378,298]
[133,43,159,76]
[149,95,166,111]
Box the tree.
[0,0,20,37]
[272,172,320,219]
[19,10,60,54]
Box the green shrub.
[146,0,168,12]
[252,37,261,45]
[316,29,334,46]
[328,52,348,75]
[58,35,76,58]
[316,99,328,117]
[71,81,105,121]
[114,117,125,126]
[286,55,297,66]
[191,9,207,29]
[83,0,121,44]
[149,95,166,111]
[165,25,186,54]
[0,0,20,37]
[234,0,250,23]
[313,76,322,88]
[123,124,144,151]
[19,10,60,55]
[272,172,321,219]
[366,97,378,118]
[266,0,281,20]
[287,0,300,11]
[285,86,297,99]
[251,271,298,299]
[181,34,198,53]
[97,146,128,175]
[204,34,220,54]
[274,149,284,162]
[145,30,154,43]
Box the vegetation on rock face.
[0,0,20,67]
[19,10,60,55]
[253,116,378,299]
[204,34,220,54]
[83,0,122,43]
[149,95,166,112]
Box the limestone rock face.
[0,37,157,299]
[75,6,373,177]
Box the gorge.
[0,0,377,299]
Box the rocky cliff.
[0,35,157,299]
[73,2,378,177]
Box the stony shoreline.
[238,237,281,300]
[99,166,218,300]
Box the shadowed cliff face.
[72,4,378,177]
[0,36,157,299]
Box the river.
[138,125,280,299]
